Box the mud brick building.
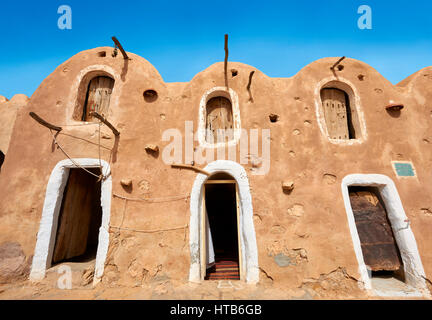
[0,45,431,299]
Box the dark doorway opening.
[52,167,103,265]
[204,181,240,280]
[348,186,404,281]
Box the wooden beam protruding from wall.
[112,36,129,60]
[330,56,346,71]
[29,112,63,132]
[89,111,120,136]
[247,70,255,102]
[171,164,210,176]
[224,34,229,88]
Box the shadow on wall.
[0,150,4,171]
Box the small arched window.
[320,87,357,140]
[81,76,115,121]
[205,96,234,143]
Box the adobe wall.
[0,94,28,154]
[0,46,431,297]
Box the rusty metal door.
[349,188,403,271]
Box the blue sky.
[0,0,431,99]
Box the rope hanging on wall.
[109,225,189,234]
[49,129,107,180]
[113,192,190,203]
[29,111,115,181]
[109,192,190,235]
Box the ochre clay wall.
[0,47,431,297]
[0,94,28,154]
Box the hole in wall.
[375,88,383,94]
[386,105,403,118]
[269,114,279,123]
[231,69,238,77]
[98,51,106,58]
[337,65,344,71]
[144,89,158,103]
[358,74,365,81]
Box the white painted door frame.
[29,158,112,285]
[341,174,428,296]
[189,160,259,283]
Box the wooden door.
[349,188,403,271]
[205,97,233,143]
[83,76,114,121]
[52,168,102,263]
[321,88,349,139]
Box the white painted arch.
[66,64,122,126]
[341,174,428,296]
[29,158,112,285]
[197,87,242,149]
[188,160,259,284]
[314,77,367,145]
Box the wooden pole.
[224,34,229,88]
[29,112,62,132]
[330,56,346,71]
[247,70,255,102]
[112,36,129,60]
[89,111,120,136]
[171,164,210,176]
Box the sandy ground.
[0,277,429,300]
[1,259,430,300]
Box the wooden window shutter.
[205,97,234,143]
[349,188,403,271]
[82,76,115,121]
[321,88,350,139]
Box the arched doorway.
[189,160,259,283]
[30,158,112,285]
[341,174,428,296]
